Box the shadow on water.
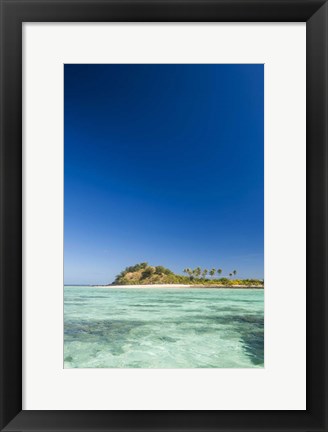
[237,316,264,365]
[205,314,264,365]
[65,313,264,365]
[65,319,147,356]
[187,314,264,365]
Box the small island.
[107,263,264,288]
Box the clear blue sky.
[64,64,264,284]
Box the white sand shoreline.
[95,284,192,288]
[79,284,264,289]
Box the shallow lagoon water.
[64,286,264,368]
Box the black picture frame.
[0,1,327,431]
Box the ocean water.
[64,286,264,368]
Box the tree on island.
[183,268,194,280]
[112,262,263,287]
[183,267,236,281]
[141,267,155,279]
[155,266,173,275]
[194,267,202,279]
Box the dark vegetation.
[112,263,264,287]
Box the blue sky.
[64,64,264,284]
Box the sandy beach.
[91,284,264,289]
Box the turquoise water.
[64,286,264,368]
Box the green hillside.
[111,263,263,287]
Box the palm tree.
[229,272,233,278]
[209,268,216,279]
[217,268,222,278]
[194,267,201,279]
[233,270,237,276]
[202,269,208,280]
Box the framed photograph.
[0,0,327,431]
